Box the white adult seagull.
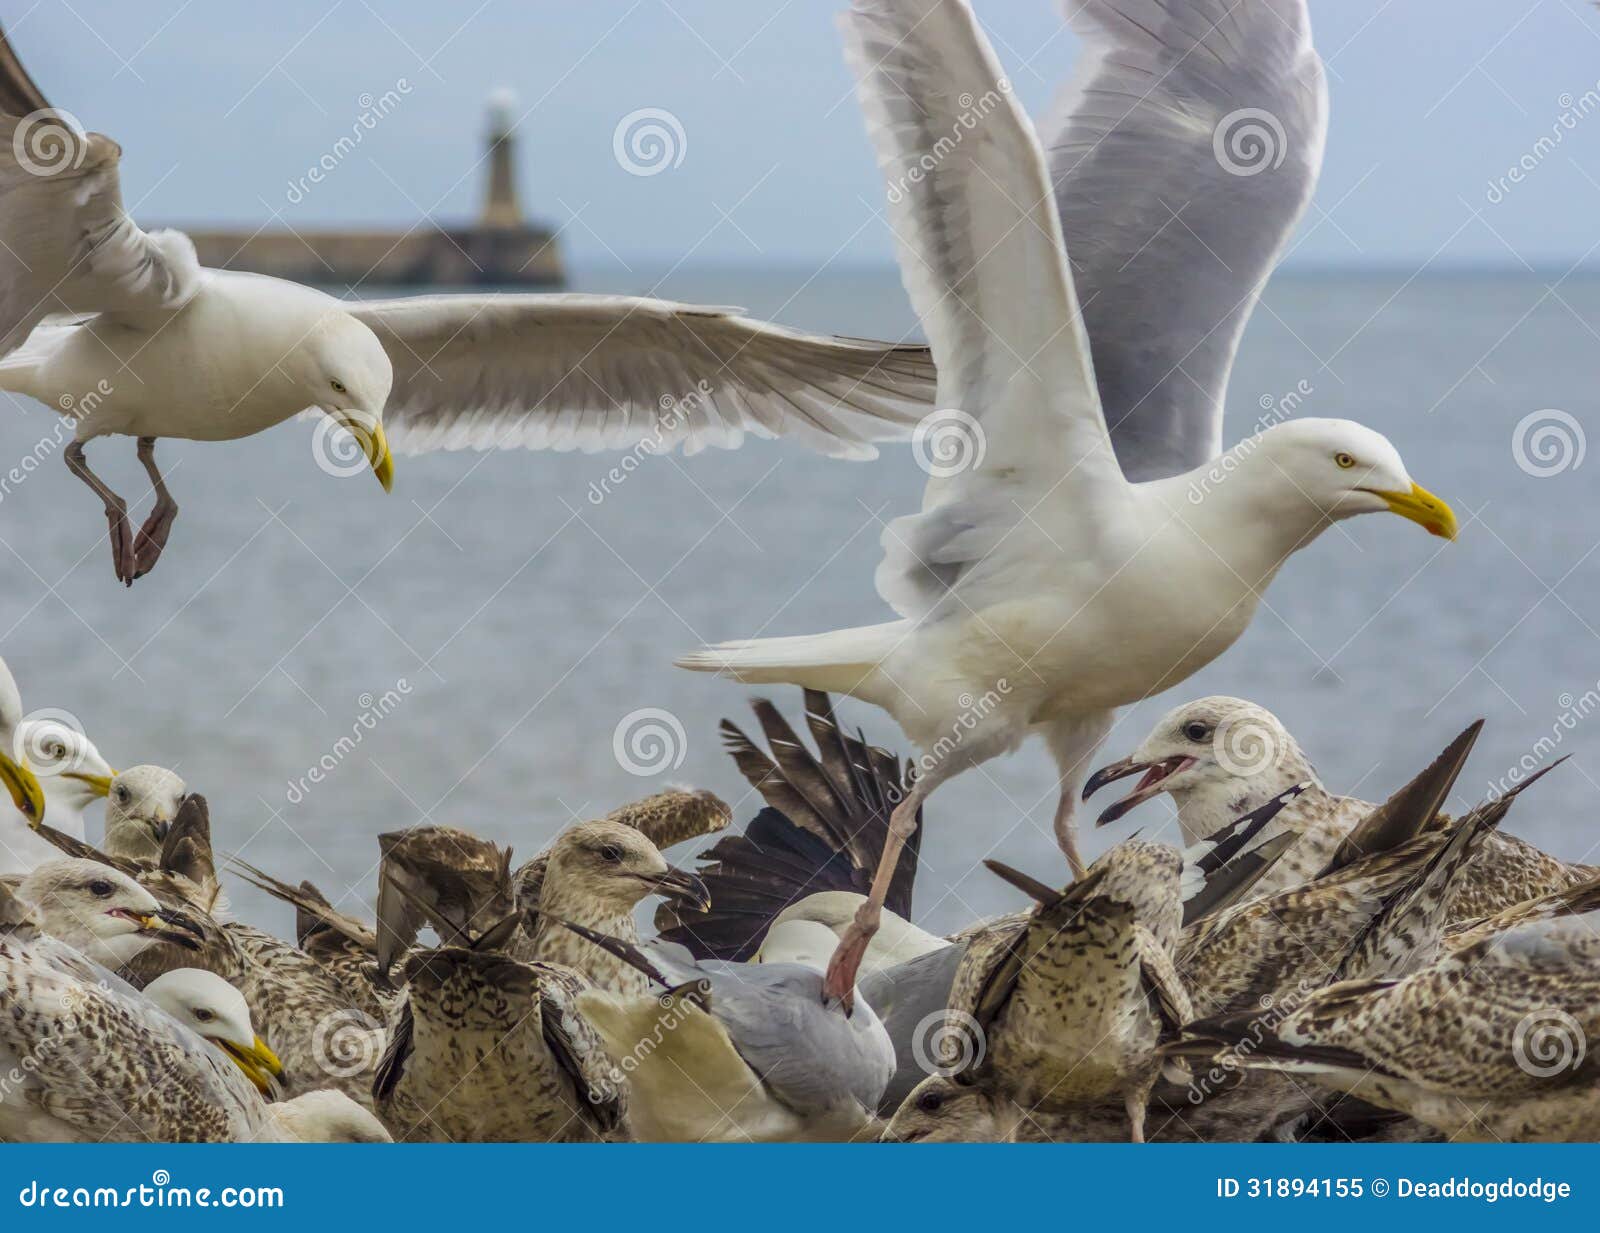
[0,28,934,586]
[678,0,1457,1004]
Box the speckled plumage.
[1178,910,1600,1142]
[373,943,622,1143]
[1091,699,1590,917]
[0,882,278,1143]
[948,840,1185,1141]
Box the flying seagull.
[678,0,1457,1007]
[0,26,935,585]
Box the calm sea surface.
[0,265,1596,935]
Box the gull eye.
[330,379,347,395]
[114,784,131,805]
[598,844,624,864]
[1335,452,1356,469]
[915,1089,944,1114]
[89,879,113,898]
[193,1008,214,1024]
[1183,722,1211,742]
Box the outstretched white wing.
[1044,0,1326,480]
[842,0,1128,621]
[346,294,936,460]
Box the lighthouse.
[480,87,523,230]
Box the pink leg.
[822,781,926,1009]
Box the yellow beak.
[335,410,394,493]
[0,749,45,827]
[1372,482,1458,541]
[219,1035,286,1096]
[59,769,116,798]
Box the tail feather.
[673,622,905,701]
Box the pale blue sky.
[15,1,1600,268]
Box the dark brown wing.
[0,25,51,117]
[655,690,919,960]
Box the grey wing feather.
[707,961,892,1117]
[0,27,200,358]
[1044,0,1327,479]
[344,294,933,459]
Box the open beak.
[1365,482,1457,540]
[0,749,45,827]
[59,769,116,798]
[121,906,206,950]
[1082,755,1196,827]
[218,1035,286,1096]
[644,866,712,912]
[334,410,394,493]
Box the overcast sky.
[14,1,1600,269]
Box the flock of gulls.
[0,0,1591,1144]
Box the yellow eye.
[330,379,347,394]
[1335,452,1356,469]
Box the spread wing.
[0,26,200,357]
[842,0,1128,621]
[1044,0,1326,479]
[344,294,935,459]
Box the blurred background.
[0,1,1596,935]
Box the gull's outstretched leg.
[822,779,927,1010]
[1052,792,1087,882]
[132,436,178,579]
[65,440,134,586]
[1047,711,1116,882]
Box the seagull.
[1086,697,1593,916]
[1172,909,1600,1142]
[10,857,205,968]
[0,27,935,587]
[0,657,51,853]
[678,0,1457,1007]
[0,878,385,1141]
[101,764,187,861]
[566,924,893,1142]
[0,664,113,875]
[520,818,710,994]
[141,968,286,1096]
[373,915,624,1143]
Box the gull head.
[0,656,46,826]
[105,765,187,862]
[302,312,395,494]
[541,818,711,916]
[883,1074,1005,1143]
[144,968,284,1095]
[1247,419,1457,540]
[15,718,115,813]
[1085,696,1317,838]
[17,858,205,966]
